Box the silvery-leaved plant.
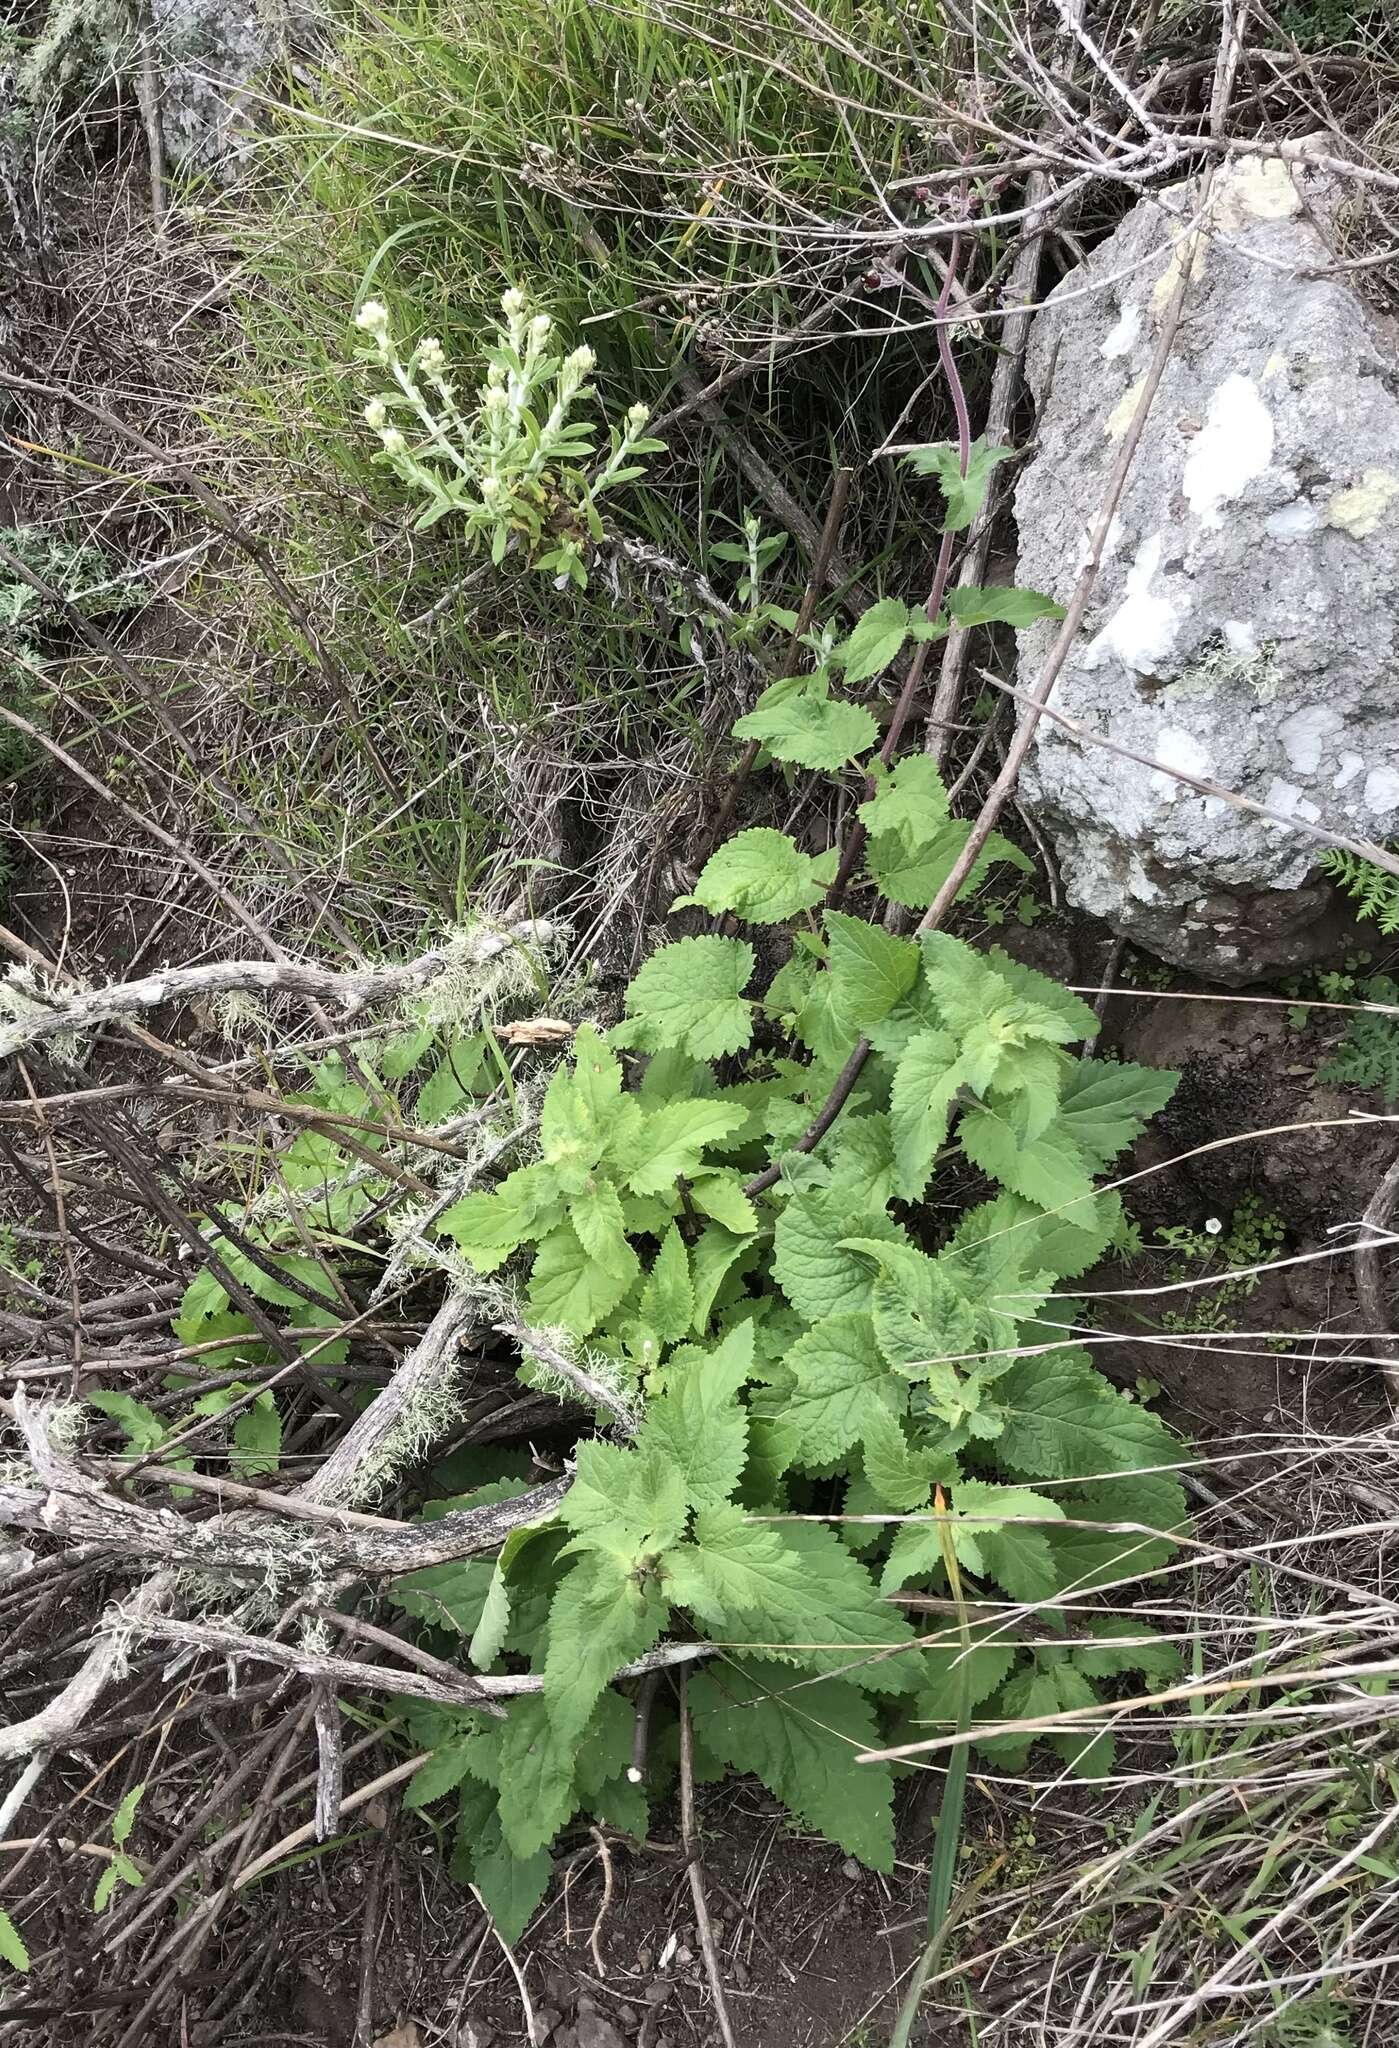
[355,289,664,587]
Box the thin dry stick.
[679,1671,739,2048]
[1355,1153,1399,1410]
[469,1884,540,2044]
[587,1825,615,1977]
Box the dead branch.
[0,921,554,1063]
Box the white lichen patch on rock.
[1015,150,1399,981]
[1182,374,1274,527]
[1082,532,1183,674]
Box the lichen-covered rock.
[1014,151,1399,982]
[154,0,309,171]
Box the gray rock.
[1014,150,1399,982]
[153,0,317,172]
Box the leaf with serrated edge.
[733,691,879,771]
[638,1321,754,1507]
[497,1697,576,1858]
[640,1224,694,1343]
[614,936,755,1060]
[773,1311,901,1466]
[543,1557,668,1741]
[616,1100,747,1196]
[678,829,824,923]
[690,1662,895,1867]
[772,1193,906,1321]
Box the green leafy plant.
[382,687,1184,1934]
[355,289,664,586]
[144,421,1182,1954]
[1156,1194,1286,1335]
[1320,847,1399,936]
[92,1782,146,1913]
[1320,973,1399,1101]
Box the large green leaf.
[689,1662,896,1869]
[838,597,916,683]
[733,690,879,771]
[638,1320,754,1507]
[613,936,756,1060]
[678,828,825,923]
[772,1192,906,1321]
[497,1697,576,1859]
[889,1028,960,1199]
[996,1349,1182,1489]
[902,437,1015,532]
[615,1100,747,1195]
[768,1311,901,1465]
[1052,1060,1180,1171]
[543,1557,668,1742]
[824,912,920,1037]
[958,1103,1097,1210]
[527,1220,639,1335]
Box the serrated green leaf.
[111,1782,144,1847]
[870,820,1032,910]
[958,1103,1096,1210]
[772,1192,906,1321]
[976,1662,1061,1768]
[950,1479,1065,1603]
[859,1406,952,1511]
[768,1311,901,1466]
[639,1320,753,1507]
[436,1163,561,1271]
[528,1220,639,1335]
[822,1114,897,1208]
[1052,1060,1180,1171]
[903,437,1015,532]
[93,1864,120,1913]
[568,1176,632,1273]
[945,584,1064,628]
[688,1662,895,1869]
[838,597,915,683]
[690,1222,762,1330]
[387,1557,496,1637]
[561,1440,689,1562]
[497,1696,576,1858]
[614,936,755,1060]
[824,912,919,1037]
[640,1224,694,1343]
[231,1393,281,1478]
[981,949,1099,1043]
[89,1391,165,1455]
[1050,1663,1115,1779]
[471,1810,552,1943]
[733,690,879,771]
[543,1556,668,1742]
[678,828,824,923]
[1072,1617,1181,1686]
[687,1172,758,1236]
[996,1349,1183,1490]
[469,1559,512,1671]
[615,1100,747,1196]
[404,1743,482,1809]
[909,1628,1019,1731]
[856,753,950,850]
[889,1029,960,1199]
[0,1908,29,1972]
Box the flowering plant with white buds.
[353,289,664,587]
